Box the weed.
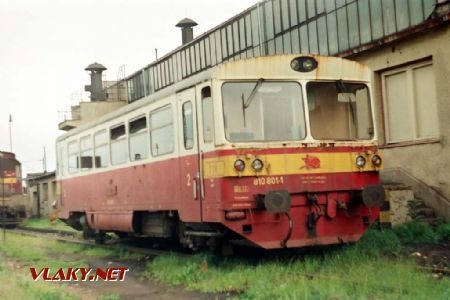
[141,223,449,299]
[355,227,401,256]
[407,198,422,221]
[393,221,438,244]
[435,222,450,242]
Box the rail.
[10,226,189,258]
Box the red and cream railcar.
[57,55,385,249]
[0,151,27,226]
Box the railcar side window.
[182,101,194,149]
[222,81,306,142]
[201,87,214,143]
[110,124,128,165]
[94,130,108,168]
[67,141,79,174]
[80,135,93,170]
[150,105,174,156]
[129,116,149,161]
[307,82,373,140]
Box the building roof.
[26,171,56,183]
[122,0,449,103]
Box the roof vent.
[84,62,107,101]
[176,18,198,45]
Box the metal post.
[43,147,47,173]
[8,114,12,152]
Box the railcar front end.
[207,56,384,248]
[0,151,27,227]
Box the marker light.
[234,159,245,172]
[251,159,264,171]
[356,155,366,168]
[371,155,382,167]
[290,56,318,72]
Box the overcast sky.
[0,0,257,176]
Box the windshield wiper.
[241,78,264,127]
[242,78,264,109]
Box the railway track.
[8,226,187,258]
[6,226,449,277]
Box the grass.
[0,259,78,300]
[22,217,79,233]
[141,221,450,300]
[0,232,118,263]
[3,218,448,299]
[0,231,144,299]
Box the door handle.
[193,176,198,200]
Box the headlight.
[290,56,318,72]
[371,154,382,167]
[356,155,366,168]
[251,159,264,171]
[234,159,245,172]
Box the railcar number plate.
[253,176,284,186]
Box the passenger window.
[67,141,78,174]
[110,124,128,165]
[94,130,109,168]
[182,101,194,149]
[129,116,149,161]
[80,135,93,170]
[201,87,214,143]
[150,106,174,156]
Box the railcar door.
[177,88,202,222]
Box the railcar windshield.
[307,81,374,140]
[222,81,306,142]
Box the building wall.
[79,101,127,123]
[28,176,57,217]
[351,25,450,218]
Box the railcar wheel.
[114,232,129,239]
[94,232,107,245]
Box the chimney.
[84,62,107,101]
[176,18,198,45]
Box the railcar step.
[184,230,223,237]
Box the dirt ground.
[66,258,223,300]
[6,256,224,300]
[408,241,450,272]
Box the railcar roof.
[214,54,371,81]
[57,54,370,142]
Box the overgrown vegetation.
[22,217,79,233]
[3,218,448,299]
[142,221,450,300]
[0,231,143,299]
[0,259,77,300]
